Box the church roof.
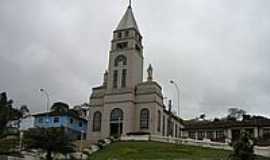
[183,119,270,130]
[116,6,140,33]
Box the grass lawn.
[88,141,270,160]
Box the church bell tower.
[106,5,144,92]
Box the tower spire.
[129,0,132,8]
[115,1,140,33]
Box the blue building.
[33,110,88,140]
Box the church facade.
[87,5,184,143]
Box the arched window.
[140,108,150,129]
[110,108,124,122]
[113,70,118,88]
[175,124,178,138]
[114,55,127,67]
[162,115,165,136]
[93,111,102,132]
[157,110,161,132]
[121,69,127,88]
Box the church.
[87,4,184,142]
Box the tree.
[0,92,22,135]
[23,127,75,160]
[227,108,246,121]
[19,105,30,117]
[199,113,206,120]
[0,92,24,155]
[51,102,69,113]
[242,114,252,121]
[229,132,255,160]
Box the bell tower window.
[121,69,127,88]
[135,44,141,52]
[116,42,128,50]
[113,70,118,88]
[125,31,129,37]
[118,32,122,39]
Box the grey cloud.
[1,0,270,119]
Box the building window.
[116,42,128,50]
[121,69,127,88]
[189,131,196,139]
[198,131,205,140]
[114,55,127,67]
[175,124,178,138]
[70,118,73,124]
[263,128,270,139]
[157,110,161,132]
[167,118,173,137]
[79,121,83,127]
[125,31,129,37]
[93,111,102,132]
[118,32,122,38]
[207,131,214,139]
[162,115,165,136]
[38,118,43,123]
[216,130,225,141]
[110,108,124,122]
[140,108,150,129]
[113,70,118,88]
[53,117,59,123]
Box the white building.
[87,4,184,143]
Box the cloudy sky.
[1,0,270,119]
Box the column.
[254,127,259,138]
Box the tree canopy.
[23,127,75,160]
[227,108,246,121]
[0,92,25,155]
[229,132,255,160]
[51,102,69,113]
[0,92,22,134]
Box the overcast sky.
[1,0,270,119]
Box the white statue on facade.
[147,64,153,81]
[103,70,108,87]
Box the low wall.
[120,135,270,158]
[0,156,37,160]
[121,135,150,141]
[255,146,270,157]
[150,135,232,151]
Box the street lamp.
[169,80,180,117]
[40,88,50,124]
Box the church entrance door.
[110,122,123,137]
[110,108,124,137]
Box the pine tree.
[229,132,255,160]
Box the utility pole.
[40,88,50,125]
[169,80,180,117]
